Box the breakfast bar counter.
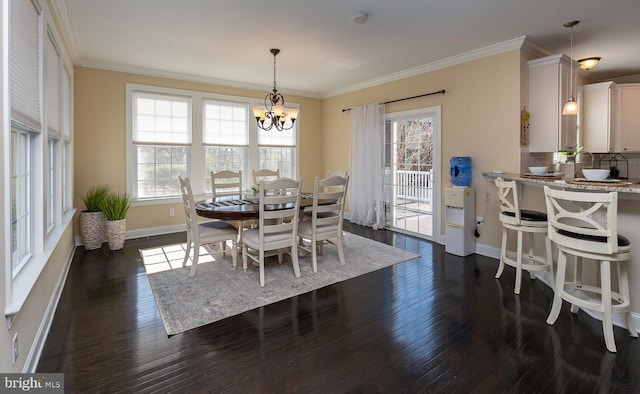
[482,172,640,198]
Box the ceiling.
[60,0,640,98]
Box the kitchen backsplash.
[520,148,640,179]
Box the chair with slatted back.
[179,175,238,277]
[211,169,250,247]
[252,168,280,184]
[242,177,302,287]
[544,186,637,352]
[298,174,349,273]
[495,177,553,294]
[211,170,242,201]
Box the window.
[10,129,33,276]
[258,124,296,179]
[6,0,75,315]
[10,0,41,277]
[203,99,248,192]
[127,84,298,201]
[131,91,191,199]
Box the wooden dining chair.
[179,175,238,277]
[242,177,302,287]
[211,170,242,200]
[298,174,349,273]
[252,168,280,184]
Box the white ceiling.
[60,0,640,98]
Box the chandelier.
[252,49,299,131]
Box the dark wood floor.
[37,223,640,393]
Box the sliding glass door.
[384,107,441,241]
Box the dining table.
[195,193,316,221]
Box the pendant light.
[562,21,579,116]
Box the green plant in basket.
[81,185,110,212]
[100,192,131,221]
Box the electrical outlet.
[12,332,18,365]
[169,208,175,217]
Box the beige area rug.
[139,232,420,335]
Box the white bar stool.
[543,186,637,352]
[495,178,553,294]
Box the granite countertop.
[482,172,640,195]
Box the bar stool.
[543,186,637,352]
[495,178,553,294]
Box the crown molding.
[322,36,531,98]
[48,0,80,62]
[76,60,322,99]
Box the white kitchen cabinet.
[582,81,616,153]
[616,84,640,153]
[528,54,578,153]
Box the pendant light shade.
[562,98,579,115]
[563,21,579,116]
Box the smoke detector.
[353,13,368,24]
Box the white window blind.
[132,91,191,144]
[258,121,296,146]
[45,31,60,137]
[10,0,42,132]
[203,100,248,145]
[61,64,72,139]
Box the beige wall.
[73,67,323,232]
[0,224,75,372]
[323,50,522,245]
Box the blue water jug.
[450,156,472,187]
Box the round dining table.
[195,194,315,221]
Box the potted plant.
[101,192,131,250]
[80,185,110,250]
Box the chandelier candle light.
[562,20,579,116]
[252,49,299,131]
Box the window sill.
[5,209,76,324]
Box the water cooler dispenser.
[445,187,475,256]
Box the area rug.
[139,232,420,335]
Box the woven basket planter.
[79,211,106,250]
[106,219,126,250]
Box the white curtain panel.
[349,103,386,229]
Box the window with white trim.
[6,0,74,315]
[10,0,41,277]
[131,91,191,199]
[127,84,298,201]
[203,99,248,192]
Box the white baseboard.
[74,224,186,247]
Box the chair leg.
[600,260,616,352]
[527,232,536,280]
[189,244,200,278]
[231,239,238,269]
[547,250,567,325]
[570,256,583,314]
[337,235,346,267]
[514,230,523,295]
[242,244,249,271]
[182,237,192,268]
[545,235,554,288]
[291,243,301,278]
[259,249,265,287]
[618,262,638,337]
[495,227,507,279]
